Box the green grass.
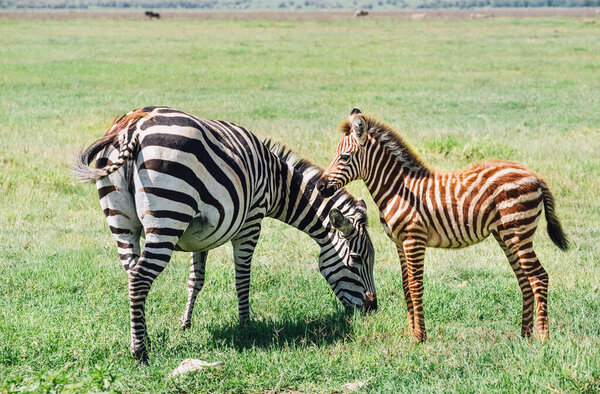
[1,15,600,392]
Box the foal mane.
[339,116,432,174]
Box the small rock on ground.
[169,359,224,377]
[343,380,368,391]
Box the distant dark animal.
[74,107,377,363]
[354,9,369,17]
[145,11,160,19]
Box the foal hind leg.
[515,244,549,339]
[493,232,534,337]
[181,251,208,330]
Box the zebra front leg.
[396,244,415,333]
[402,235,427,342]
[181,251,208,330]
[493,232,534,338]
[232,227,261,324]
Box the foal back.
[417,160,547,249]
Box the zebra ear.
[330,208,353,237]
[356,198,367,211]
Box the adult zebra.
[74,107,377,362]
[317,108,568,342]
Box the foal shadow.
[206,309,355,350]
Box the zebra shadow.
[205,310,355,350]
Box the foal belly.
[426,225,492,248]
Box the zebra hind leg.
[128,233,182,363]
[493,232,534,338]
[116,236,141,272]
[181,251,208,330]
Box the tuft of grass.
[1,15,599,392]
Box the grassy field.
[1,14,600,392]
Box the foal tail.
[540,181,569,251]
[73,109,148,183]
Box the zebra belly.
[176,212,238,252]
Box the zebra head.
[317,108,368,198]
[322,198,377,313]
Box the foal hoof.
[535,330,549,342]
[413,332,427,343]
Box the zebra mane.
[263,138,324,181]
[262,139,367,222]
[339,116,432,173]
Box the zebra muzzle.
[363,291,377,313]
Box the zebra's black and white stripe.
[318,108,568,342]
[75,107,377,362]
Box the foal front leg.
[396,244,415,333]
[402,234,427,342]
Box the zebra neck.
[363,140,433,209]
[267,161,336,245]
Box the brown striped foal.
[317,108,569,342]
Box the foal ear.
[349,108,365,137]
[351,116,365,138]
[329,208,353,237]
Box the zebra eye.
[340,154,351,162]
[350,253,363,266]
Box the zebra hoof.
[131,346,149,364]
[521,327,533,338]
[181,320,192,331]
[238,317,250,329]
[131,338,150,363]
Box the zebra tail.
[73,130,139,183]
[540,181,569,251]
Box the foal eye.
[340,154,351,162]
